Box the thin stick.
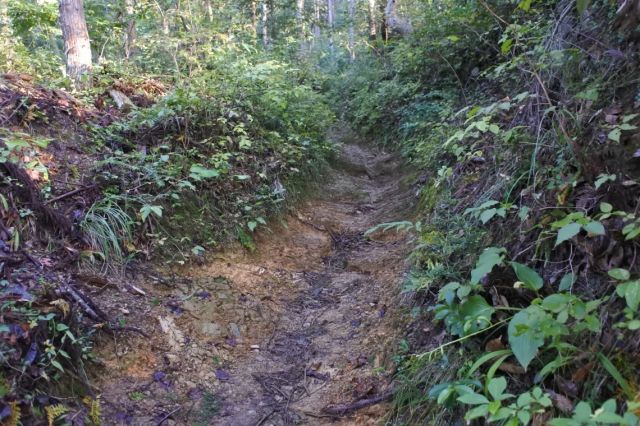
[45,185,96,205]
[155,406,181,426]
[322,391,394,416]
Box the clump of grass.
[79,197,133,272]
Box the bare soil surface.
[94,139,416,425]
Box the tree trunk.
[368,0,377,39]
[58,0,92,86]
[311,0,320,44]
[296,0,305,40]
[327,0,334,53]
[260,1,269,47]
[251,0,258,38]
[204,0,213,22]
[348,0,355,60]
[384,0,411,38]
[0,0,15,65]
[124,0,136,60]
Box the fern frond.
[45,404,68,426]
[2,402,20,426]
[83,396,102,425]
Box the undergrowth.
[335,0,640,424]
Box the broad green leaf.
[480,208,497,224]
[583,221,605,236]
[608,128,621,143]
[510,262,543,290]
[608,268,630,281]
[189,164,220,180]
[559,273,575,291]
[487,377,507,401]
[600,202,613,213]
[471,247,506,284]
[465,404,489,420]
[140,205,163,222]
[247,221,258,232]
[508,308,545,370]
[457,392,489,405]
[555,222,581,246]
[623,281,640,311]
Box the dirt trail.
[96,137,416,425]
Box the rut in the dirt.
[95,140,416,425]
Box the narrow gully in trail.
[96,136,417,425]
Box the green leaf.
[583,221,605,236]
[600,202,613,213]
[608,128,621,143]
[510,262,543,290]
[480,208,497,224]
[555,222,581,246]
[247,221,258,232]
[140,205,163,222]
[50,359,64,372]
[518,0,533,11]
[457,392,490,405]
[623,281,640,311]
[471,247,506,284]
[559,273,575,291]
[508,308,545,370]
[487,377,507,401]
[465,404,489,420]
[189,164,220,180]
[608,268,630,281]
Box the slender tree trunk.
[251,0,258,38]
[204,0,213,22]
[348,0,355,60]
[327,0,334,53]
[124,0,136,60]
[368,0,377,39]
[311,0,320,44]
[58,0,92,86]
[260,0,269,47]
[296,0,305,40]
[0,0,16,69]
[384,0,411,37]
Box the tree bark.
[368,0,377,39]
[58,0,92,86]
[384,0,411,38]
[124,0,136,60]
[204,0,213,22]
[327,0,334,53]
[311,0,321,44]
[348,0,355,60]
[260,0,269,47]
[0,0,15,67]
[296,0,305,40]
[251,0,258,38]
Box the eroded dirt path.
[95,138,416,425]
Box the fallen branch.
[45,184,96,205]
[59,282,109,322]
[322,390,393,416]
[108,325,150,338]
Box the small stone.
[202,322,223,337]
[250,344,260,350]
[228,323,241,338]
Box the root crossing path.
[97,139,416,425]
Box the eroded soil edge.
[95,141,416,425]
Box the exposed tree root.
[321,390,394,416]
